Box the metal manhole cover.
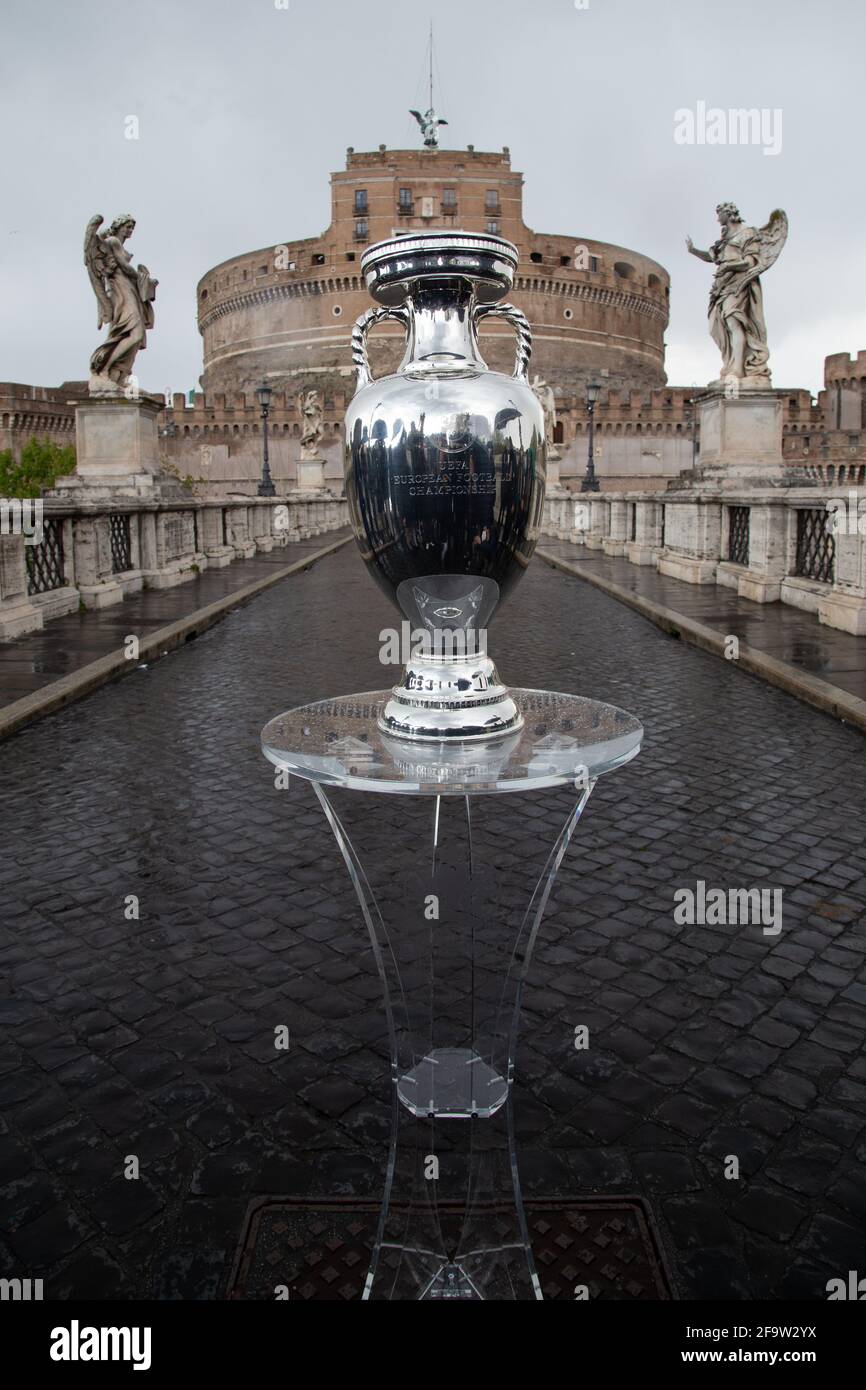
[227,1197,673,1300]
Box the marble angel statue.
[85,214,158,395]
[686,203,788,388]
[531,373,560,457]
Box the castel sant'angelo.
[2,127,863,494]
[197,142,670,402]
[183,134,840,492]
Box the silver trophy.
[344,230,546,741]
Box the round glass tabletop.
[261,689,642,796]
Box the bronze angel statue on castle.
[84,214,158,396]
[409,106,448,148]
[686,203,788,388]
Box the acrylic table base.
[261,691,642,1301]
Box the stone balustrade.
[541,486,866,635]
[0,494,349,639]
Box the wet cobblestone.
[1,544,865,1298]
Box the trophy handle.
[351,306,409,390]
[474,302,532,381]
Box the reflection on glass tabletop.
[261,690,642,796]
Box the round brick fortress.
[197,146,669,399]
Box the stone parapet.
[0,495,349,640]
[542,481,866,635]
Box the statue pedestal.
[296,456,327,491]
[685,388,792,491]
[56,395,164,500]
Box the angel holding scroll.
[686,203,788,387]
[84,214,158,395]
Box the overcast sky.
[2,0,863,398]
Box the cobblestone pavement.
[1,543,865,1299]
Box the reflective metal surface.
[379,649,523,742]
[344,231,546,741]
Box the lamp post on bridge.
[580,380,601,493]
[255,382,276,497]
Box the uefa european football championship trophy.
[344,230,546,740]
[261,230,642,1300]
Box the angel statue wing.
[84,215,114,329]
[742,209,788,288]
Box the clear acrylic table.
[261,689,642,1300]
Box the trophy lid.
[361,229,519,306]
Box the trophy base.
[397,1048,508,1119]
[379,652,524,743]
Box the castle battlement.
[824,350,866,382]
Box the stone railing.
[0,494,349,639]
[542,487,866,635]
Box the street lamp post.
[255,382,275,497]
[580,380,601,493]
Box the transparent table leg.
[312,778,596,1301]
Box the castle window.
[560,255,570,266]
[563,307,573,320]
[332,305,342,317]
[354,219,368,241]
[648,273,661,289]
[485,189,500,210]
[589,255,599,272]
[313,253,325,265]
[200,289,208,300]
[530,251,542,264]
[398,187,413,211]
[442,188,457,207]
[487,221,500,235]
[354,189,368,214]
[258,265,268,274]
[614,261,635,279]
[346,252,356,261]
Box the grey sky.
[2,0,863,397]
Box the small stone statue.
[297,389,324,458]
[85,214,158,396]
[531,373,560,458]
[686,203,788,388]
[409,107,448,148]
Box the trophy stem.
[379,651,524,742]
